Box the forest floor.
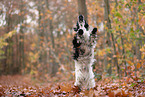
[0,75,144,97]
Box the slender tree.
[19,0,25,74]
[104,0,120,76]
[77,0,88,21]
[45,0,59,76]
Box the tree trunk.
[134,0,143,75]
[38,0,45,64]
[19,25,25,74]
[4,10,14,75]
[19,0,25,75]
[77,0,88,21]
[16,32,20,74]
[115,0,126,76]
[104,0,120,76]
[45,0,58,76]
[104,0,112,75]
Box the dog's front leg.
[74,60,83,88]
[87,63,95,89]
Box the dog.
[73,18,97,89]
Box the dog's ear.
[91,28,97,34]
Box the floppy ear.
[91,28,97,34]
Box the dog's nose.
[78,29,84,36]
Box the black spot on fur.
[72,35,81,60]
[91,28,97,34]
[78,29,84,36]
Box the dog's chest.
[80,44,91,56]
[78,44,93,63]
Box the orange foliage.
[0,75,144,96]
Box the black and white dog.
[73,15,97,89]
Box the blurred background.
[0,0,144,82]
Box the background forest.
[0,0,145,96]
[0,0,145,79]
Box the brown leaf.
[71,86,81,94]
[60,83,72,92]
[137,63,141,69]
[114,89,122,97]
[108,91,115,97]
